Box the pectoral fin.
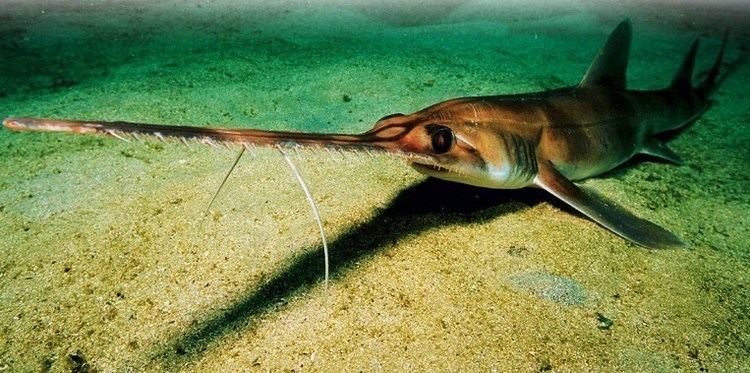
[641,138,683,165]
[534,160,685,249]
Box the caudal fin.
[698,31,729,95]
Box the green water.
[0,1,748,371]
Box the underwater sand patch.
[508,271,586,306]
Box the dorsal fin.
[579,19,632,89]
[669,38,699,91]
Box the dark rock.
[68,352,89,373]
[596,312,613,330]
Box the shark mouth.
[409,162,452,174]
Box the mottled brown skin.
[366,83,707,190]
[1,20,728,249]
[1,86,704,189]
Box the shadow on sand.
[147,177,549,368]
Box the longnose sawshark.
[3,20,729,257]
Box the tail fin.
[669,39,699,91]
[698,31,729,95]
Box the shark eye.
[430,125,454,154]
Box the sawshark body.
[3,20,728,250]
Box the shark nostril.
[429,125,454,154]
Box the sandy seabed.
[0,1,748,371]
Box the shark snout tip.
[2,117,20,130]
[3,117,36,131]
